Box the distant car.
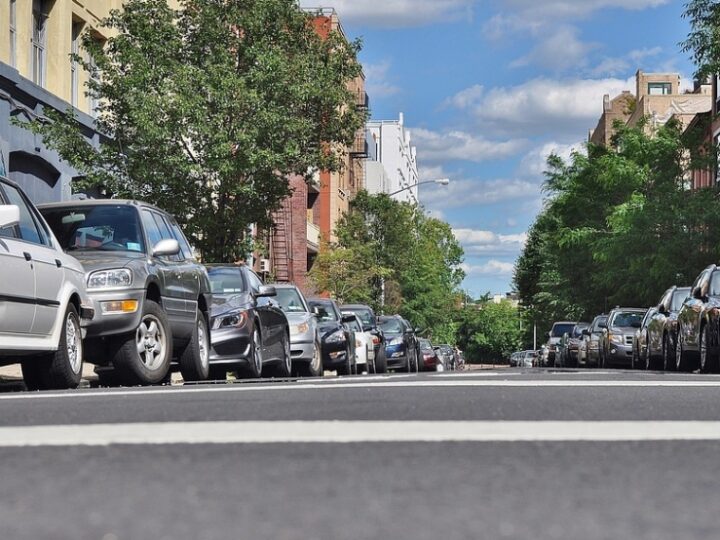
[599,308,645,369]
[344,313,375,374]
[340,304,387,373]
[379,315,419,372]
[646,286,691,372]
[545,322,576,367]
[578,315,607,368]
[520,350,536,368]
[206,266,291,379]
[676,266,720,373]
[308,298,357,376]
[40,199,212,386]
[0,176,94,390]
[436,344,456,370]
[273,284,322,377]
[556,323,589,367]
[418,338,440,371]
[632,308,658,370]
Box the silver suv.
[39,200,212,386]
[0,176,94,390]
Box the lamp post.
[387,178,450,197]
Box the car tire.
[112,300,172,386]
[337,349,352,376]
[239,327,263,379]
[676,334,694,373]
[699,325,718,374]
[22,304,84,391]
[271,333,293,378]
[663,333,676,371]
[179,310,210,382]
[375,349,388,374]
[297,339,323,377]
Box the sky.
[299,0,695,299]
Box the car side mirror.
[152,238,180,257]
[312,306,321,317]
[255,285,277,298]
[693,287,704,300]
[582,329,590,336]
[0,205,19,229]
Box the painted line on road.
[5,379,720,401]
[2,421,720,446]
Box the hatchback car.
[39,200,212,386]
[0,177,94,390]
[379,315,419,372]
[206,266,291,379]
[418,338,440,371]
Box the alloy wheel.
[252,330,263,375]
[311,341,322,375]
[198,318,210,371]
[284,336,292,375]
[66,312,82,375]
[136,315,167,371]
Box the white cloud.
[421,178,538,209]
[454,228,528,256]
[446,76,635,136]
[590,46,663,76]
[363,61,401,98]
[519,141,586,177]
[299,0,477,28]
[462,260,516,276]
[412,127,527,163]
[511,27,597,72]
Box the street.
[2,369,720,540]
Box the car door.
[246,270,283,358]
[0,183,37,335]
[141,210,187,328]
[649,291,671,355]
[167,217,201,313]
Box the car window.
[591,317,607,334]
[42,204,145,253]
[168,219,194,260]
[1,183,46,245]
[342,307,374,326]
[610,311,643,327]
[671,289,689,311]
[347,318,362,332]
[551,323,574,337]
[207,267,247,296]
[141,210,163,251]
[276,288,307,313]
[151,212,181,262]
[379,318,404,334]
[309,301,337,322]
[246,271,264,293]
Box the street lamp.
[387,178,450,197]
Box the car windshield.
[419,339,432,349]
[309,301,337,322]
[275,288,306,313]
[671,290,690,311]
[207,268,246,297]
[347,318,362,332]
[611,311,644,328]
[379,318,404,335]
[591,317,608,333]
[551,323,575,337]
[41,205,145,253]
[572,325,587,338]
[343,307,374,327]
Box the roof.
[37,198,167,215]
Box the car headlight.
[291,322,310,335]
[326,330,346,343]
[88,269,132,289]
[609,334,624,345]
[212,311,248,330]
[388,337,403,346]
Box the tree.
[682,0,720,81]
[20,0,366,262]
[456,301,523,363]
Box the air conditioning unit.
[259,259,271,273]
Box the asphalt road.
[2,368,720,540]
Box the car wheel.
[676,333,693,373]
[272,333,292,378]
[298,339,323,377]
[179,310,210,382]
[699,325,718,373]
[112,300,172,386]
[375,349,388,374]
[240,328,263,379]
[663,333,676,371]
[22,304,84,391]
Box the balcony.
[307,220,320,252]
[355,89,369,110]
[349,132,369,158]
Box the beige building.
[590,70,712,146]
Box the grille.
[625,336,634,346]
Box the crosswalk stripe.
[1,421,720,446]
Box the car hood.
[69,251,146,274]
[317,320,342,334]
[610,326,635,334]
[285,312,313,325]
[211,293,253,318]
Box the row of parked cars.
[539,268,720,372]
[0,176,453,390]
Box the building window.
[31,0,49,87]
[9,0,17,68]
[87,35,103,117]
[71,21,83,108]
[648,82,672,96]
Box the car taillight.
[373,336,380,345]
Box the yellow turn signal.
[101,300,139,314]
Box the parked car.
[272,284,322,377]
[0,177,95,390]
[578,315,607,368]
[599,308,645,368]
[436,344,456,370]
[308,298,357,375]
[676,266,720,373]
[520,350,536,368]
[632,308,657,370]
[556,322,589,367]
[379,315,419,372]
[418,338,440,371]
[510,351,521,367]
[545,321,576,367]
[340,304,387,373]
[344,313,375,374]
[647,286,691,372]
[434,346,449,370]
[39,199,212,386]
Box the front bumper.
[385,344,409,368]
[321,340,349,368]
[607,342,633,364]
[83,288,146,339]
[209,325,252,366]
[290,337,315,363]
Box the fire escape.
[270,197,293,283]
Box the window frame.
[70,21,84,108]
[9,0,17,68]
[647,82,672,96]
[31,0,48,88]
[0,181,50,246]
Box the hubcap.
[198,319,209,370]
[253,331,262,374]
[701,329,707,371]
[676,335,682,370]
[66,313,82,374]
[136,315,166,371]
[312,343,322,373]
[285,337,291,373]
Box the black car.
[308,298,357,376]
[379,316,419,372]
[676,266,720,373]
[206,265,291,379]
[340,304,387,374]
[640,286,691,371]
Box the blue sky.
[300,0,695,299]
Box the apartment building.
[688,77,720,190]
[366,113,420,205]
[267,8,368,294]
[0,0,125,202]
[590,70,711,147]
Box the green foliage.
[18,0,366,262]
[682,0,720,81]
[310,191,465,340]
[514,118,720,346]
[456,301,524,363]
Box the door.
[167,217,201,312]
[246,270,283,359]
[0,183,36,335]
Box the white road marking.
[3,378,720,401]
[2,421,720,446]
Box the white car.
[345,313,375,374]
[0,177,93,390]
